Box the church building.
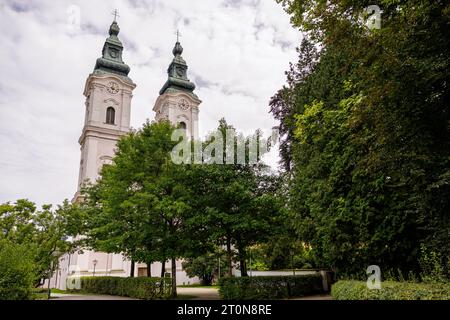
[49,19,202,289]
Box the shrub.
[182,252,228,285]
[71,277,172,300]
[0,241,36,300]
[331,280,450,300]
[31,288,50,300]
[219,274,324,300]
[419,244,447,282]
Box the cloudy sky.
[0,0,299,206]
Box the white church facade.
[48,20,203,290]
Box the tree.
[182,249,228,285]
[272,0,450,278]
[82,120,197,297]
[0,240,35,300]
[0,199,80,286]
[182,119,282,277]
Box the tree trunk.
[130,260,135,277]
[239,256,248,277]
[226,236,233,277]
[237,242,248,277]
[171,258,177,298]
[201,274,213,286]
[147,262,151,277]
[161,261,166,278]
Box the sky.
[0,0,300,207]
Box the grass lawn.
[32,292,50,300]
[51,289,68,294]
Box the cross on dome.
[175,29,182,43]
[112,9,120,22]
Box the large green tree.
[0,199,80,288]
[272,0,450,277]
[182,119,282,277]
[82,120,198,297]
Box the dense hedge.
[0,242,35,300]
[71,277,172,300]
[219,275,324,300]
[331,280,450,300]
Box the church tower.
[153,39,201,139]
[74,20,136,202]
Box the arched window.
[179,122,187,130]
[106,107,115,125]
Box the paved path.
[177,287,220,300]
[51,293,136,300]
[51,289,328,301]
[51,288,220,300]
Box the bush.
[219,274,324,300]
[31,288,50,300]
[0,241,36,300]
[331,280,450,300]
[71,277,172,300]
[182,252,228,285]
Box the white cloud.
[0,0,299,206]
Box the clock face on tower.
[178,99,189,111]
[109,48,118,59]
[176,67,184,77]
[107,81,120,95]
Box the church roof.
[93,21,133,83]
[159,41,197,98]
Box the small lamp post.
[93,259,98,277]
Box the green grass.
[51,289,68,294]
[332,280,450,300]
[32,293,50,300]
[30,288,50,300]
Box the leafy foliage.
[331,280,450,300]
[182,250,228,285]
[181,119,283,277]
[71,276,172,300]
[271,0,450,278]
[0,241,36,300]
[219,274,324,299]
[81,120,192,297]
[81,118,282,287]
[0,199,80,287]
